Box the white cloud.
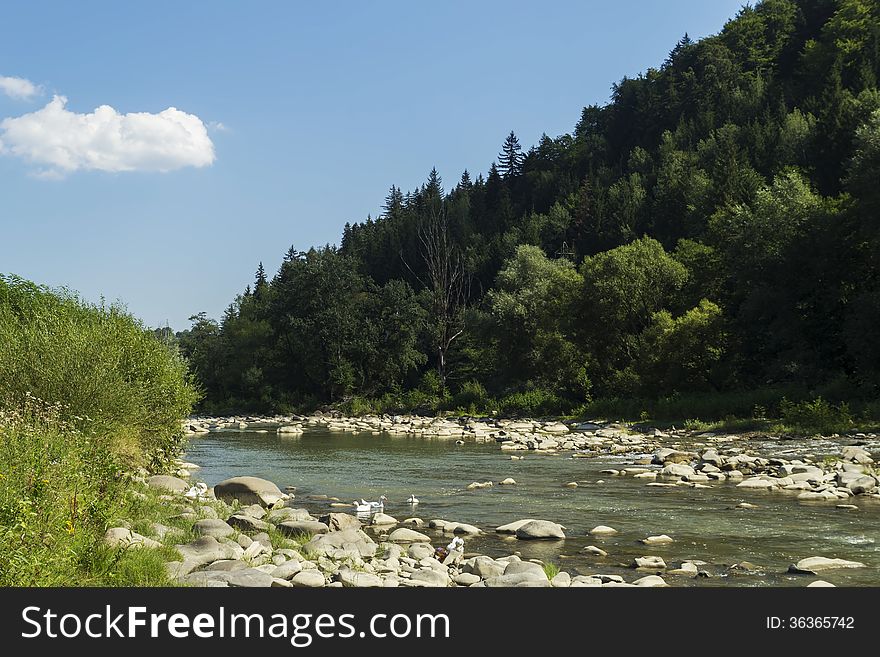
[0,95,216,175]
[208,120,228,132]
[0,75,41,100]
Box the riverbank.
[120,413,879,587]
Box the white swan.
[406,494,419,505]
[353,495,387,514]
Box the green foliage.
[779,396,853,435]
[542,562,560,580]
[499,388,569,417]
[0,275,199,467]
[176,0,880,418]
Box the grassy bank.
[0,275,199,585]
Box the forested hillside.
[177,0,880,419]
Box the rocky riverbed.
[101,414,880,587]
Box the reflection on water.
[185,430,880,587]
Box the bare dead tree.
[402,205,469,394]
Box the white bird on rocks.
[184,482,208,499]
[406,494,419,505]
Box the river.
[185,429,880,586]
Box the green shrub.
[451,380,492,413]
[0,275,199,468]
[499,388,569,416]
[779,397,852,436]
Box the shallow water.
[185,430,880,586]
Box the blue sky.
[0,0,746,329]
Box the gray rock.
[339,570,383,588]
[278,520,329,537]
[267,507,313,524]
[214,476,284,507]
[370,513,398,526]
[453,572,481,586]
[291,571,326,588]
[203,559,248,572]
[551,572,571,587]
[193,518,235,539]
[147,475,189,493]
[387,528,431,543]
[582,545,608,557]
[485,572,550,587]
[495,519,540,534]
[272,560,303,580]
[183,568,274,588]
[632,556,667,570]
[409,569,450,587]
[515,520,565,540]
[103,527,161,550]
[841,474,877,495]
[660,463,695,477]
[407,543,435,561]
[632,575,668,587]
[462,556,505,579]
[640,534,674,545]
[841,446,873,464]
[239,504,267,519]
[319,512,362,532]
[589,525,618,536]
[503,561,548,579]
[304,528,377,559]
[789,557,867,574]
[226,514,270,533]
[570,576,602,587]
[806,580,836,587]
[175,536,240,568]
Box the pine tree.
[253,262,268,299]
[382,185,404,218]
[498,131,524,177]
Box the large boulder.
[147,475,189,493]
[495,519,540,534]
[319,512,362,532]
[841,446,873,464]
[503,561,548,579]
[408,569,450,587]
[303,528,377,559]
[213,476,284,507]
[515,520,565,540]
[462,556,505,579]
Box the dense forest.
[176,0,880,420]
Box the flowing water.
[185,430,880,586]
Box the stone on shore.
[278,520,329,537]
[387,528,431,543]
[104,527,161,550]
[370,513,398,526]
[291,571,326,588]
[304,528,377,558]
[214,476,284,507]
[226,514,270,533]
[147,475,189,493]
[319,512,362,532]
[193,518,235,539]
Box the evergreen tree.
[498,131,524,177]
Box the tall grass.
[0,275,199,467]
[0,274,199,585]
